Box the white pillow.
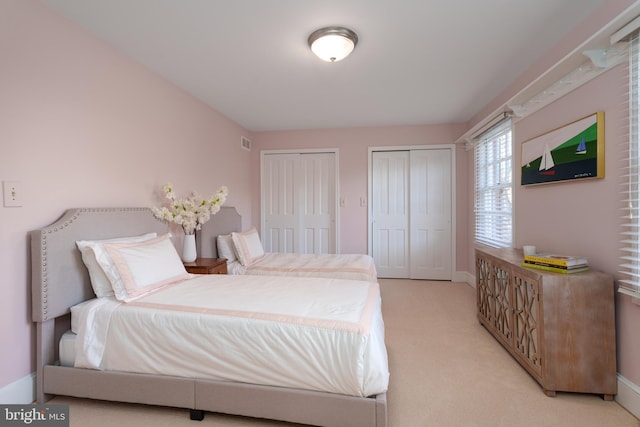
[100,234,190,302]
[231,227,265,266]
[76,232,157,297]
[217,234,237,263]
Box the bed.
[197,207,378,282]
[31,207,389,427]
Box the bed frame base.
[42,365,386,426]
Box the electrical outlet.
[3,181,22,207]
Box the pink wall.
[0,0,253,390]
[252,125,467,257]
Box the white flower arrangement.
[152,183,228,235]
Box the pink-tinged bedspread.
[228,252,377,282]
[72,274,389,397]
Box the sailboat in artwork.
[539,143,555,175]
[576,136,587,154]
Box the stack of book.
[522,253,589,274]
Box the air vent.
[241,136,252,151]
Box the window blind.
[474,118,513,248]
[620,31,640,297]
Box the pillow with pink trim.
[76,232,158,298]
[99,234,190,302]
[231,227,265,266]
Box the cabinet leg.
[603,394,614,401]
[543,389,557,397]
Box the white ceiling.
[41,0,607,132]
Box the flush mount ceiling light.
[308,26,358,62]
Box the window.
[620,31,640,297]
[474,118,513,248]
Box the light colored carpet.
[50,279,639,426]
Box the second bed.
[197,207,378,282]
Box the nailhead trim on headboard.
[38,211,82,320]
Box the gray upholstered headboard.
[196,206,242,258]
[30,208,168,323]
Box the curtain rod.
[611,14,640,44]
[469,111,512,141]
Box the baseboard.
[0,372,35,404]
[453,270,474,287]
[616,374,640,419]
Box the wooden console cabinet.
[475,247,616,400]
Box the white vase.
[182,233,197,262]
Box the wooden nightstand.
[183,258,228,274]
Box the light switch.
[3,181,22,207]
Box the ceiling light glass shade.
[308,26,358,62]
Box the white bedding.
[71,274,389,397]
[59,331,76,367]
[228,252,378,282]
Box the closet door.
[409,149,452,280]
[371,151,410,278]
[300,153,336,253]
[261,152,336,254]
[262,153,299,252]
[371,148,453,279]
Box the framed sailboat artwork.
[521,112,604,186]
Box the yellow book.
[521,262,589,274]
[523,253,587,268]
